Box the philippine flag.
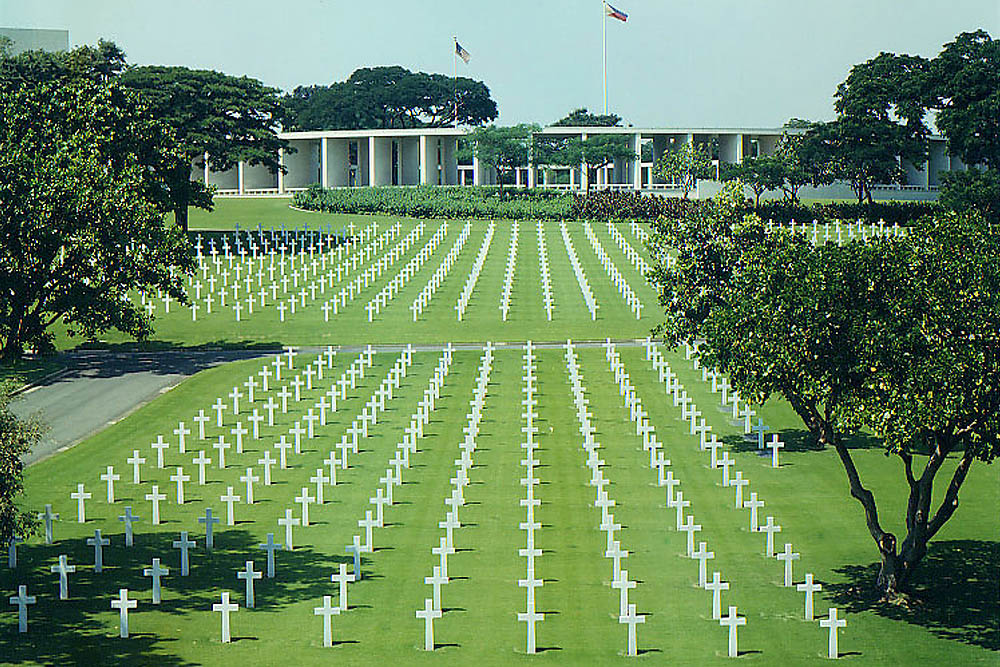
[605,2,628,22]
[455,41,472,64]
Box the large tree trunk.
[174,204,189,233]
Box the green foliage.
[721,154,786,206]
[0,383,42,545]
[569,190,696,221]
[939,168,1000,221]
[801,117,921,203]
[293,185,573,220]
[284,66,498,131]
[652,142,714,199]
[0,54,194,360]
[121,65,290,230]
[551,107,622,127]
[650,194,999,594]
[468,124,538,192]
[930,30,1000,170]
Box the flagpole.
[453,36,458,127]
[602,1,608,115]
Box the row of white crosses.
[564,341,646,657]
[644,339,848,659]
[583,222,643,319]
[353,223,430,322]
[629,221,650,245]
[411,222,471,321]
[537,222,554,321]
[455,223,495,321]
[344,222,425,322]
[180,222,381,323]
[315,347,447,648]
[559,222,599,320]
[767,218,905,247]
[499,221,519,321]
[606,341,745,655]
[517,341,545,654]
[318,223,408,321]
[365,222,447,322]
[606,222,652,278]
[417,343,493,651]
[681,342,762,447]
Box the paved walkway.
[11,338,654,466]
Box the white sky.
[3,0,998,127]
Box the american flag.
[455,41,472,64]
[605,2,628,22]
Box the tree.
[650,192,1000,597]
[0,54,193,360]
[120,66,290,231]
[928,30,1000,170]
[551,107,622,127]
[721,154,786,207]
[284,66,498,131]
[0,383,43,546]
[652,142,714,199]
[800,117,916,204]
[939,168,1000,221]
[467,124,537,194]
[774,131,813,203]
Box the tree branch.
[926,446,976,540]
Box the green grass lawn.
[3,343,996,664]
[7,198,996,665]
[67,212,661,350]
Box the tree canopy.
[551,107,622,127]
[284,66,498,131]
[652,142,714,199]
[0,45,194,360]
[466,124,537,193]
[121,65,290,230]
[650,189,1000,596]
[0,383,43,546]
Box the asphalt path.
[11,338,653,466]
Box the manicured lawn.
[3,344,996,664]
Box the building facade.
[199,125,961,201]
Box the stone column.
[238,161,245,195]
[277,147,285,194]
[204,151,210,188]
[633,133,642,190]
[442,137,458,185]
[580,132,589,192]
[321,138,329,188]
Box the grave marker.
[111,589,137,638]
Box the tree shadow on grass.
[825,539,999,651]
[0,529,338,664]
[722,429,883,455]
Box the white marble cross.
[9,584,36,633]
[257,451,276,485]
[314,595,341,647]
[71,483,92,523]
[612,569,637,617]
[237,560,262,608]
[151,436,169,469]
[173,531,195,576]
[199,508,220,551]
[170,467,190,505]
[768,434,785,468]
[279,509,300,551]
[51,554,76,600]
[145,485,166,525]
[417,597,443,651]
[101,466,120,503]
[619,603,646,657]
[111,588,137,638]
[119,506,139,547]
[311,469,329,504]
[517,607,544,654]
[797,573,822,621]
[86,529,109,572]
[213,437,231,470]
[777,543,801,587]
[819,608,847,658]
[213,592,238,643]
[705,571,729,620]
[193,450,212,485]
[231,421,248,454]
[128,450,146,485]
[144,557,168,604]
[258,533,281,578]
[221,487,241,526]
[761,516,782,557]
[173,422,191,454]
[8,535,23,568]
[331,562,355,611]
[719,605,746,658]
[692,542,715,587]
